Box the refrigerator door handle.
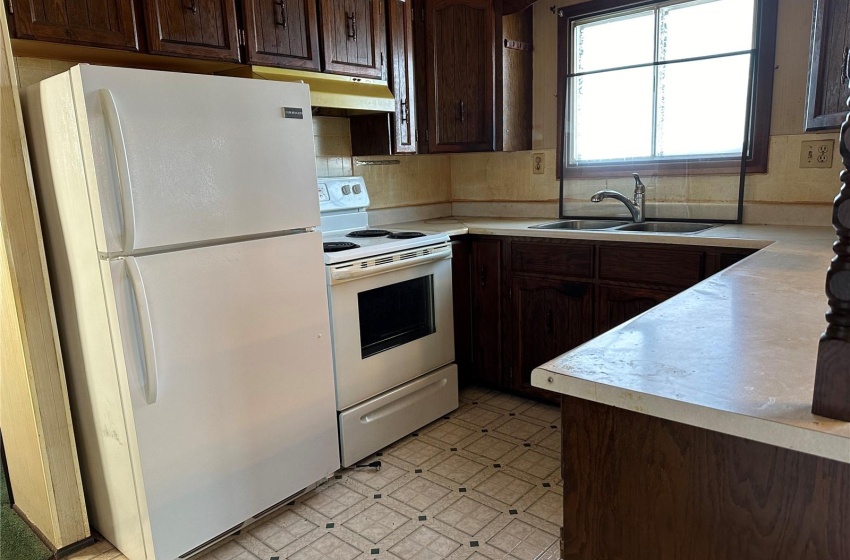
[100,89,137,253]
[125,257,158,404]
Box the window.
[557,0,777,177]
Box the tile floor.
[66,387,562,560]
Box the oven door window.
[358,275,436,359]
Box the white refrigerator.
[23,65,340,560]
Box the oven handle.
[329,245,452,284]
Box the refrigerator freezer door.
[76,65,319,254]
[109,232,339,560]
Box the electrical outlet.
[800,139,834,168]
[532,152,545,174]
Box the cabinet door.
[143,0,240,61]
[806,0,850,130]
[512,276,593,398]
[596,284,676,335]
[451,240,472,383]
[424,0,495,152]
[9,0,139,50]
[470,239,502,387]
[387,0,417,152]
[319,0,386,79]
[242,0,321,69]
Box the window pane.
[655,54,751,157]
[659,0,755,61]
[574,10,655,73]
[570,67,654,163]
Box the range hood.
[220,66,395,114]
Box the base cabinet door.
[469,239,502,387]
[596,284,677,335]
[511,276,593,398]
[143,0,240,61]
[242,0,321,69]
[9,0,139,50]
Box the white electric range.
[318,177,459,467]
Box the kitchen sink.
[530,219,629,230]
[615,222,717,234]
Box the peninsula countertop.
[384,216,850,464]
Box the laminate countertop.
[386,216,850,464]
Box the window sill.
[561,157,768,179]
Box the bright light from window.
[569,0,756,165]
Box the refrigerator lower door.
[109,232,338,560]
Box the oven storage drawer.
[338,364,458,467]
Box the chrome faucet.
[591,173,646,223]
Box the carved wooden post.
[812,56,850,421]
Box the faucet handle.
[632,173,646,194]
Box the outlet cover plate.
[532,152,545,174]
[800,139,834,168]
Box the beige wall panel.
[0,9,89,549]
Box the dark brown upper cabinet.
[387,0,416,152]
[143,0,240,62]
[319,0,386,79]
[8,0,140,50]
[242,0,321,70]
[349,0,417,155]
[806,0,850,130]
[420,0,499,153]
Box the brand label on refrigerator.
[282,107,304,119]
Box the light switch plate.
[800,140,834,168]
[532,152,545,174]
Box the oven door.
[327,244,454,410]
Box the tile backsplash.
[312,116,353,177]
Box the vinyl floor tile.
[68,388,562,560]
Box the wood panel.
[561,395,850,560]
[143,0,239,61]
[806,0,850,130]
[512,277,593,398]
[451,240,473,384]
[242,0,321,69]
[511,239,593,279]
[599,245,704,289]
[8,0,139,50]
[502,9,532,151]
[596,284,675,335]
[0,11,89,549]
[470,238,502,387]
[319,0,385,78]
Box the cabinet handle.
[546,309,554,335]
[186,0,197,14]
[459,100,465,123]
[479,265,486,289]
[843,47,850,86]
[346,11,357,40]
[400,99,408,123]
[275,0,288,28]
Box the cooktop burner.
[387,231,426,239]
[347,229,391,238]
[323,241,360,252]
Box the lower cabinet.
[511,276,593,398]
[596,284,677,335]
[454,235,757,401]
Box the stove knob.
[341,184,351,195]
[353,184,362,194]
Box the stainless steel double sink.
[529,219,718,234]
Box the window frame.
[556,0,777,178]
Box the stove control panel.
[317,176,370,213]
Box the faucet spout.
[590,174,647,223]
[590,190,641,221]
